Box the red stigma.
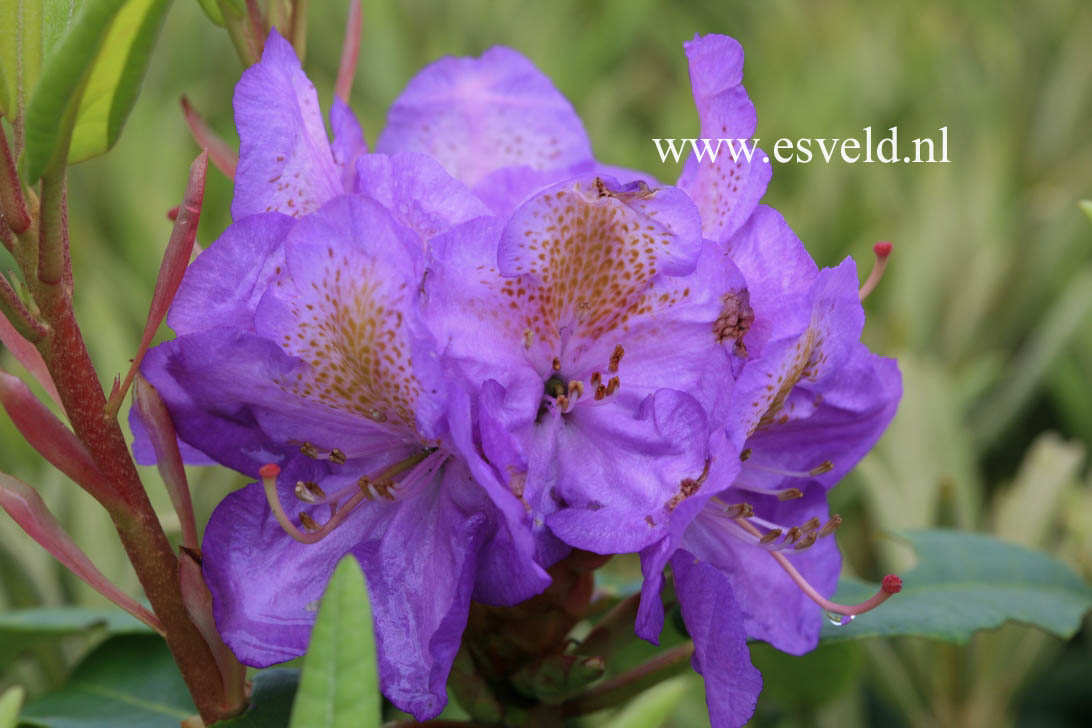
[258,463,281,479]
[873,241,893,257]
[882,574,903,594]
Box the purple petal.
[672,550,762,728]
[677,34,770,242]
[129,403,215,466]
[329,96,368,193]
[203,459,490,720]
[445,384,551,605]
[252,194,448,446]
[682,485,841,654]
[723,205,818,360]
[545,389,710,553]
[167,213,295,336]
[232,29,342,220]
[376,47,592,186]
[355,152,491,243]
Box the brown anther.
[608,344,624,373]
[594,385,607,401]
[784,526,803,543]
[522,329,535,350]
[723,502,754,518]
[818,515,843,538]
[606,376,620,396]
[294,480,326,503]
[809,460,834,476]
[357,477,375,499]
[299,512,320,532]
[329,448,347,465]
[373,480,396,501]
[300,441,320,458]
[567,380,584,399]
[760,528,783,544]
[793,531,819,550]
[556,394,570,411]
[590,371,602,388]
[740,448,753,461]
[551,356,562,372]
[801,516,822,533]
[777,488,804,501]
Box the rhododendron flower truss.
[131,23,902,728]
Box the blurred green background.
[2,0,1092,726]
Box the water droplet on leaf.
[824,610,855,627]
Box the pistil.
[733,517,902,617]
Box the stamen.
[299,513,320,532]
[594,385,607,401]
[818,515,843,537]
[556,394,570,412]
[567,380,584,399]
[745,460,833,479]
[859,241,892,301]
[800,516,822,532]
[300,442,319,458]
[522,329,535,350]
[552,356,562,372]
[294,480,326,504]
[734,517,902,617]
[734,483,805,501]
[590,371,602,389]
[759,528,783,544]
[606,376,620,396]
[329,448,347,465]
[722,502,754,518]
[608,345,624,373]
[793,531,818,550]
[260,451,441,545]
[740,448,752,461]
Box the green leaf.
[749,642,862,708]
[602,675,693,728]
[19,634,195,728]
[23,0,171,181]
[820,530,1092,644]
[0,606,151,666]
[1,687,25,728]
[195,0,225,26]
[288,557,380,728]
[211,670,300,728]
[1081,199,1092,223]
[66,0,171,164]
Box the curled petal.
[0,472,162,634]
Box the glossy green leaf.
[0,606,151,666]
[749,642,862,708]
[23,0,171,181]
[0,686,25,728]
[820,530,1092,644]
[19,634,194,728]
[288,557,380,728]
[67,0,171,164]
[212,670,300,728]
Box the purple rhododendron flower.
[136,27,900,728]
[136,32,551,720]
